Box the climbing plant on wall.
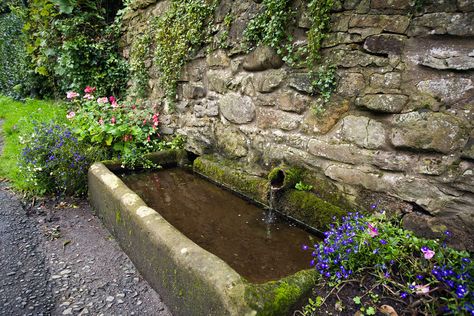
[152,0,219,102]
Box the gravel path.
[0,120,172,315]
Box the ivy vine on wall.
[153,0,218,102]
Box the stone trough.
[88,149,347,315]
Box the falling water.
[264,187,280,238]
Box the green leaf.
[366,306,376,315]
[105,135,113,146]
[353,296,361,305]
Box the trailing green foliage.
[22,0,128,97]
[295,181,313,192]
[306,0,334,67]
[129,30,152,98]
[0,4,31,98]
[243,0,293,54]
[0,96,68,186]
[152,0,218,102]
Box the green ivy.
[153,0,218,102]
[243,0,297,64]
[129,29,152,98]
[306,0,334,68]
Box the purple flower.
[302,244,309,251]
[421,246,435,259]
[456,284,467,298]
[380,239,387,245]
[400,292,408,299]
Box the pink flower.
[421,247,435,260]
[415,284,430,295]
[97,97,109,104]
[147,136,151,142]
[368,223,378,237]
[154,121,159,127]
[111,101,118,108]
[98,118,104,125]
[66,91,79,99]
[66,111,75,119]
[84,86,96,94]
[109,96,116,103]
[152,113,159,122]
[111,117,116,125]
[83,93,94,100]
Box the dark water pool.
[120,168,317,283]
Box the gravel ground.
[0,120,172,315]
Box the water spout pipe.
[267,166,303,191]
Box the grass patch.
[0,95,67,188]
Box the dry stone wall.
[121,0,474,249]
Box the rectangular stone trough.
[88,150,317,316]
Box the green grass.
[0,96,67,188]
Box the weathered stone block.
[182,84,206,99]
[329,14,351,32]
[349,14,410,34]
[242,46,284,71]
[215,124,248,158]
[206,50,230,68]
[301,100,350,135]
[370,0,411,10]
[277,90,311,114]
[288,73,313,94]
[458,0,474,11]
[337,72,365,97]
[322,33,363,48]
[363,34,405,55]
[308,139,374,165]
[420,55,474,70]
[341,115,386,149]
[408,13,474,36]
[194,100,218,118]
[254,69,286,93]
[356,94,408,113]
[416,78,474,104]
[326,49,389,68]
[390,111,469,154]
[207,69,231,94]
[219,92,255,124]
[461,137,474,160]
[256,108,302,131]
[369,72,401,89]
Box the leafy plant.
[302,211,474,315]
[0,2,35,98]
[66,86,181,168]
[295,181,313,191]
[22,0,128,98]
[152,0,218,102]
[18,121,106,195]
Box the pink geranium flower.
[111,117,116,125]
[421,246,435,260]
[97,97,109,104]
[83,93,94,100]
[111,101,118,108]
[109,96,116,103]
[66,111,75,119]
[98,118,104,125]
[84,86,96,94]
[66,91,79,99]
[368,223,378,237]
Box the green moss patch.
[244,269,317,316]
[277,189,347,230]
[193,156,269,205]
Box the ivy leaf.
[52,0,77,14]
[353,296,361,305]
[366,306,376,315]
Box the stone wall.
[121,0,474,249]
